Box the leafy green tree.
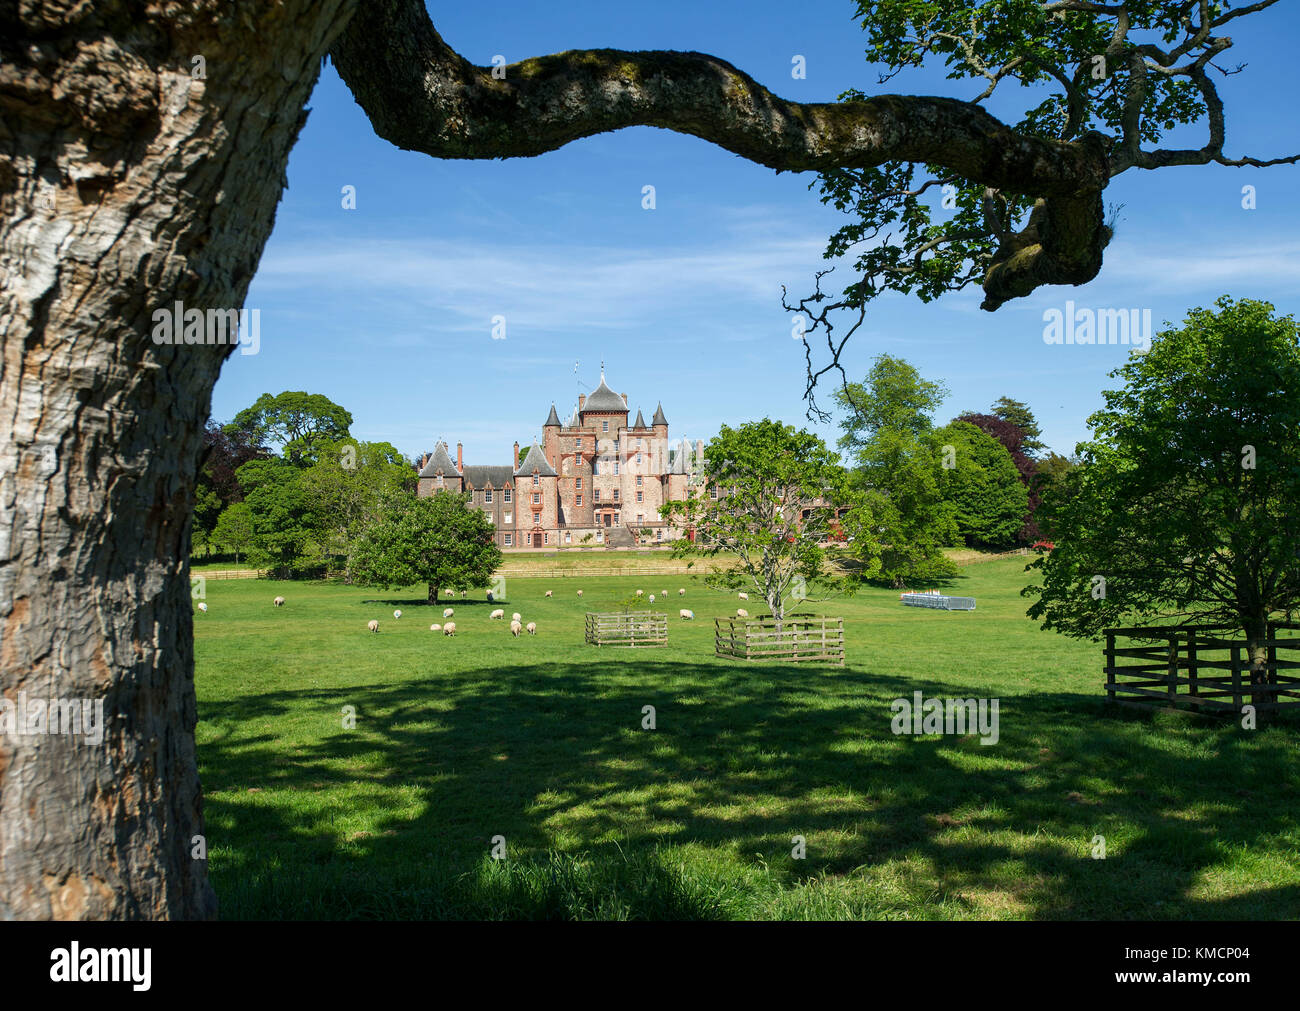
[937,420,1030,548]
[834,356,958,588]
[1033,452,1077,540]
[1025,298,1300,694]
[211,502,256,566]
[301,439,413,577]
[230,392,353,467]
[662,419,851,625]
[991,396,1046,457]
[351,489,502,604]
[236,458,318,575]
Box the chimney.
[513,441,519,466]
[578,394,585,410]
[457,442,463,472]
[696,439,704,465]
[621,393,628,405]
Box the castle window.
[504,533,513,547]
[594,489,600,502]
[565,531,571,544]
[613,489,619,502]
[636,453,641,465]
[614,461,620,475]
[637,514,644,524]
[504,488,511,503]
[533,492,540,504]
[576,495,583,507]
[533,473,539,487]
[636,491,643,503]
[711,485,719,500]
[614,513,620,526]
[485,488,492,503]
[636,476,642,487]
[602,420,608,433]
[504,512,512,524]
[637,438,642,448]
[544,533,549,545]
[576,477,582,490]
[436,474,444,488]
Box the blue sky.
[214,0,1300,465]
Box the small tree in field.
[1025,298,1300,698]
[351,490,502,604]
[662,420,850,627]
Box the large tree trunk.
[0,0,354,919]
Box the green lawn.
[193,557,1300,919]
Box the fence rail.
[193,569,264,580]
[715,615,844,665]
[1104,622,1300,714]
[584,611,669,647]
[501,566,715,578]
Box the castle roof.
[544,403,561,427]
[633,409,646,428]
[567,407,580,428]
[582,375,627,413]
[418,441,459,478]
[462,465,514,489]
[651,402,668,426]
[669,439,690,474]
[514,443,558,477]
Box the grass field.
[193,557,1300,920]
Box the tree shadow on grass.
[197,657,1300,920]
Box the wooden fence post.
[1186,628,1200,713]
[1230,644,1243,712]
[1104,631,1116,705]
[1166,635,1178,708]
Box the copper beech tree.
[0,0,1293,919]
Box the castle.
[416,370,705,549]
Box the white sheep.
[649,594,656,603]
[273,596,285,607]
[490,608,505,620]
[544,590,552,598]
[511,612,521,622]
[680,609,694,620]
[429,623,441,632]
[443,608,454,618]
[736,608,749,618]
[526,622,537,635]
[577,590,583,597]
[678,588,686,596]
[636,589,644,596]
[393,609,402,619]
[662,590,668,597]
[461,590,467,598]
[368,619,379,633]
[510,620,523,637]
[197,602,208,613]
[443,622,456,636]
[738,591,749,601]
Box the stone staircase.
[604,526,637,549]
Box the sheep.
[649,594,656,603]
[429,623,442,632]
[678,588,686,596]
[443,608,454,618]
[544,590,553,598]
[577,590,583,597]
[526,622,537,635]
[197,602,208,613]
[636,589,644,596]
[736,608,749,618]
[367,620,379,633]
[443,622,456,636]
[393,609,402,619]
[510,620,522,637]
[662,590,668,598]
[490,608,505,620]
[680,609,694,621]
[461,589,467,599]
[738,591,749,601]
[511,612,521,622]
[273,596,285,607]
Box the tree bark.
[0,0,354,919]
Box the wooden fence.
[715,615,844,665]
[501,566,708,579]
[584,611,669,647]
[193,569,264,580]
[1104,622,1300,715]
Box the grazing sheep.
[368,620,379,633]
[680,609,694,621]
[544,590,553,598]
[461,590,467,599]
[636,589,644,596]
[197,602,208,613]
[273,596,285,607]
[511,612,521,622]
[443,622,456,636]
[678,588,686,596]
[738,591,749,601]
[510,620,522,637]
[393,609,402,619]
[490,608,505,620]
[526,622,537,635]
[443,608,454,618]
[429,623,441,632]
[736,608,749,618]
[577,590,583,597]
[649,594,656,603]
